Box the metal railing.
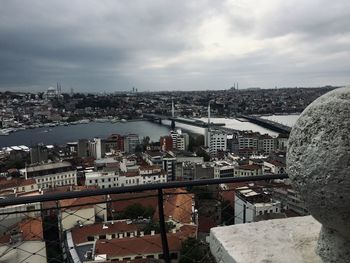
[0,173,289,263]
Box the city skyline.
[1,0,350,92]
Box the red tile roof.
[72,221,138,245]
[60,195,105,211]
[94,225,196,258]
[111,189,194,224]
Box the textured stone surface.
[209,216,321,263]
[287,87,350,262]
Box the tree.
[180,238,206,263]
[142,221,175,235]
[116,203,155,220]
[221,200,235,225]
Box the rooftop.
[210,216,321,263]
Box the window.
[99,235,106,239]
[87,236,94,241]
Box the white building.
[238,135,258,150]
[119,157,139,172]
[258,134,276,153]
[85,165,166,189]
[170,129,189,151]
[139,165,167,184]
[213,161,236,178]
[208,129,227,155]
[23,162,77,189]
[85,171,120,188]
[263,160,286,174]
[234,186,281,224]
[89,138,103,159]
[234,164,263,177]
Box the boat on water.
[79,119,90,124]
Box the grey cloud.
[0,0,349,92]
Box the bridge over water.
[144,113,291,134]
[143,114,225,128]
[239,115,291,134]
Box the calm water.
[1,115,299,148]
[0,121,170,147]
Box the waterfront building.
[123,134,139,153]
[30,144,48,164]
[88,138,104,159]
[77,139,88,157]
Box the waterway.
[0,114,300,148]
[0,121,170,148]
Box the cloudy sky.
[1,0,350,92]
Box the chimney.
[151,230,155,236]
[172,229,176,234]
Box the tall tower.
[208,102,211,125]
[205,102,211,147]
[171,99,175,118]
[171,99,175,130]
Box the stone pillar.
[287,87,350,262]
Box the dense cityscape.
[0,84,340,262]
[1,0,349,262]
[0,85,336,134]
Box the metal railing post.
[158,189,171,263]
